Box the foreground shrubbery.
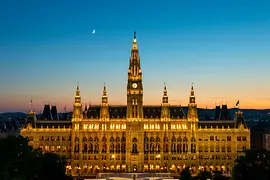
[180,149,270,180]
[0,135,70,180]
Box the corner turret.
[234,110,248,129]
[25,111,37,128]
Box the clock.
[132,83,138,88]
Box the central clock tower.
[126,32,144,173]
[127,31,143,119]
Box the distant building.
[263,134,270,151]
[251,122,270,151]
[20,32,250,177]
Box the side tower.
[161,84,170,121]
[100,84,109,121]
[71,86,83,175]
[187,84,198,153]
[126,32,144,172]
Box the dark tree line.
[0,135,71,180]
[179,149,270,180]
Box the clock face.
[132,83,138,88]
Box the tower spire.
[187,83,198,122]
[132,31,137,49]
[102,83,108,104]
[189,83,195,104]
[162,83,168,103]
[72,85,82,119]
[161,83,170,120]
[101,83,109,119]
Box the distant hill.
[0,112,27,121]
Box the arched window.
[102,137,107,153]
[171,136,176,153]
[156,137,160,153]
[144,136,149,153]
[110,137,114,153]
[183,137,188,153]
[74,137,80,152]
[150,137,155,154]
[121,136,126,153]
[163,136,169,153]
[191,137,196,153]
[177,137,182,153]
[132,138,138,154]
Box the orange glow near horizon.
[1,89,269,113]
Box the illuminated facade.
[21,32,250,176]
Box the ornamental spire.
[162,83,168,104]
[189,83,195,104]
[132,31,137,49]
[102,83,108,104]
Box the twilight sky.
[0,0,270,112]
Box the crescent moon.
[92,30,95,34]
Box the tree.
[194,169,212,180]
[0,135,69,180]
[36,153,68,180]
[180,167,192,180]
[0,135,41,179]
[232,149,270,180]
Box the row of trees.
[1,135,270,180]
[0,135,71,180]
[180,149,270,180]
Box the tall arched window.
[156,137,160,153]
[121,136,126,153]
[102,137,107,153]
[144,136,149,153]
[163,137,168,153]
[74,137,80,152]
[171,136,176,153]
[183,137,188,153]
[116,136,121,153]
[132,138,138,154]
[83,137,87,153]
[110,137,114,153]
[191,137,196,153]
[150,137,155,154]
[177,137,182,153]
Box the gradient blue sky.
[0,0,270,112]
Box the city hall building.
[21,32,250,176]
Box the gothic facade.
[21,32,250,176]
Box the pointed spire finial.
[103,83,107,96]
[134,31,136,39]
[162,83,168,104]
